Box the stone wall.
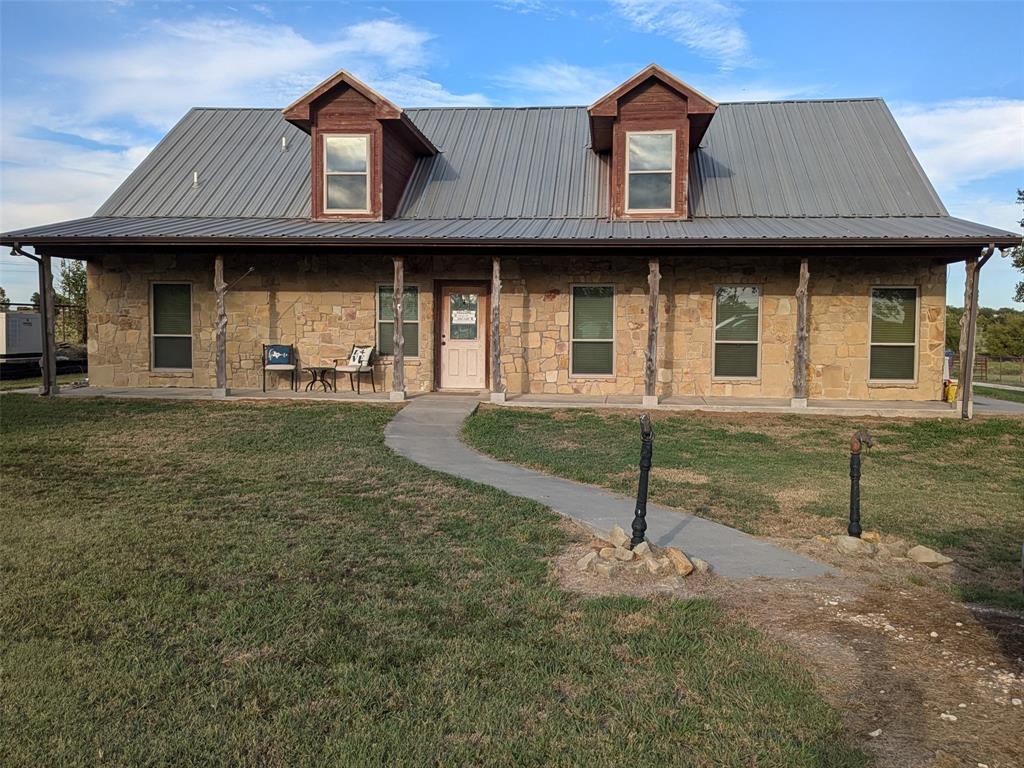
[87,250,946,400]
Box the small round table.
[304,366,336,392]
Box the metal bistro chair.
[334,345,376,394]
[262,344,298,392]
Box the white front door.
[440,286,487,390]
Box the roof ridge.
[188,98,886,114]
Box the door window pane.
[449,293,478,340]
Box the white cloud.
[891,99,1024,190]
[611,0,751,71]
[493,62,620,105]
[0,14,488,260]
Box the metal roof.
[3,99,1018,246]
[4,215,1015,246]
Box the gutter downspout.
[959,243,996,419]
[10,243,57,396]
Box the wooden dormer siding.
[589,65,718,221]
[284,70,436,221]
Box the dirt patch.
[550,522,1024,768]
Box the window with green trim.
[378,286,419,357]
[151,283,192,369]
[571,286,614,375]
[713,286,759,378]
[870,287,917,381]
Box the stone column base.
[211,387,231,399]
[490,391,507,404]
[641,395,659,407]
[790,397,808,409]
[389,390,406,402]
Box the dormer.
[588,65,717,220]
[284,70,437,221]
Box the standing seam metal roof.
[92,99,950,221]
[4,99,1017,245]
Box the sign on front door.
[440,286,487,390]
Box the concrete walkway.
[384,395,833,580]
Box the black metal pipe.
[631,413,654,548]
[848,429,872,537]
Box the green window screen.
[870,346,915,381]
[572,287,614,375]
[378,286,419,357]
[870,288,916,344]
[153,284,191,336]
[714,286,759,377]
[153,337,192,369]
[572,287,613,339]
[870,288,916,380]
[572,342,613,375]
[152,284,192,369]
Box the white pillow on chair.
[349,346,373,367]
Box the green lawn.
[0,396,864,767]
[0,373,83,391]
[463,407,1024,611]
[975,384,1024,404]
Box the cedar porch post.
[213,254,229,397]
[643,257,661,407]
[40,254,59,396]
[792,257,810,408]
[390,256,406,401]
[489,255,505,403]
[958,245,994,419]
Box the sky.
[0,0,1021,306]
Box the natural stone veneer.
[87,251,945,400]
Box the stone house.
[2,65,1017,404]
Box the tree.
[30,291,40,309]
[0,286,9,308]
[57,259,86,308]
[1007,189,1024,302]
[945,305,963,350]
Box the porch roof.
[2,213,1017,248]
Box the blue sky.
[1,0,1021,306]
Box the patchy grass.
[463,407,1024,611]
[0,373,83,391]
[0,396,865,767]
[975,384,1024,404]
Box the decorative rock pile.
[577,525,710,579]
[828,533,954,567]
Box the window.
[870,287,917,381]
[378,285,419,357]
[713,286,760,378]
[571,286,614,376]
[626,131,674,212]
[151,283,192,369]
[324,135,369,212]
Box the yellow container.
[944,381,958,403]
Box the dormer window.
[626,131,675,212]
[324,134,370,213]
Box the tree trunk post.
[959,257,979,419]
[213,254,229,397]
[643,257,661,407]
[792,257,810,408]
[390,256,406,401]
[40,255,59,396]
[490,255,505,403]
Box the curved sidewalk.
[384,395,833,580]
